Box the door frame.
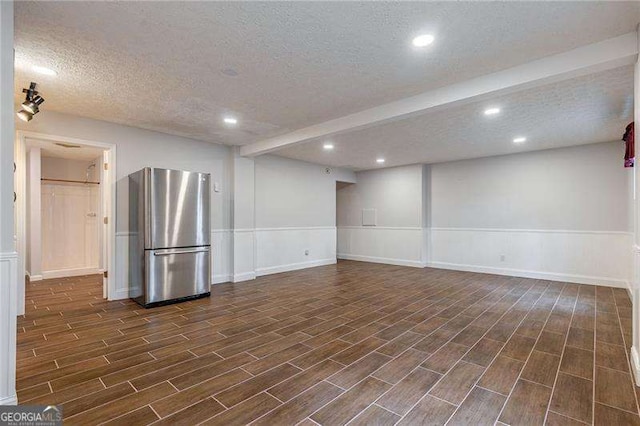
[15,131,117,313]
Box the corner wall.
[336,164,428,267]
[336,142,632,288]
[429,141,632,287]
[254,155,355,275]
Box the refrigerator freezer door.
[144,247,210,305]
[148,168,210,249]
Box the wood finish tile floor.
[16,260,640,425]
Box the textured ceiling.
[14,1,640,146]
[276,66,634,170]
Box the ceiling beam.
[241,32,638,157]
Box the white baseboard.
[27,273,42,282]
[631,346,640,386]
[256,258,336,277]
[338,253,425,268]
[428,261,628,288]
[0,394,17,405]
[233,272,256,283]
[42,267,101,280]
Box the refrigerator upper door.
[148,168,210,249]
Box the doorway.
[15,131,116,315]
[336,180,354,263]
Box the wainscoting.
[212,229,232,284]
[113,227,336,298]
[255,226,336,276]
[337,226,427,267]
[430,228,632,289]
[0,251,17,405]
[337,226,632,289]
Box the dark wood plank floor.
[16,260,640,425]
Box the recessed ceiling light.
[484,107,501,116]
[32,66,56,76]
[376,158,385,164]
[223,116,238,125]
[323,143,334,150]
[412,34,435,47]
[513,137,527,143]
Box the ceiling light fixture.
[223,116,238,125]
[323,143,334,150]
[513,137,526,143]
[412,34,435,47]
[32,65,57,76]
[16,82,44,122]
[484,107,501,116]
[376,158,385,164]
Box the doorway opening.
[15,132,116,315]
[336,180,354,264]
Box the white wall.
[630,30,640,386]
[17,110,234,298]
[254,154,355,275]
[336,142,631,287]
[0,0,17,406]
[431,142,629,231]
[231,150,256,282]
[337,164,428,267]
[430,141,632,287]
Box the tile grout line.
[375,279,521,423]
[612,289,640,417]
[492,281,570,425]
[394,278,543,425]
[541,284,580,425]
[289,279,515,425]
[442,280,556,425]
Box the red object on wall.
[623,122,634,167]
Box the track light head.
[17,82,44,122]
[16,110,33,122]
[22,95,45,114]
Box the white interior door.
[41,183,99,273]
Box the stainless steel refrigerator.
[128,167,211,307]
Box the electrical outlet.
[500,255,505,262]
[304,249,309,256]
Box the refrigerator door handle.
[154,247,211,256]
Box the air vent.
[55,142,81,149]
